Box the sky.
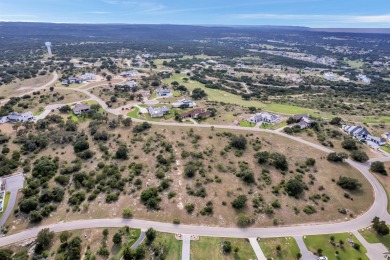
[0,0,390,28]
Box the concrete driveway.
[0,174,25,227]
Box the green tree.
[115,144,129,159]
[113,233,122,244]
[337,176,362,190]
[231,195,247,209]
[285,179,305,197]
[122,208,133,218]
[145,228,157,244]
[230,135,247,150]
[35,228,54,254]
[350,150,369,163]
[370,161,387,175]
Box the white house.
[0,116,8,124]
[248,112,281,124]
[342,125,370,140]
[172,99,196,108]
[62,77,83,85]
[384,132,390,141]
[7,112,34,122]
[156,88,172,97]
[120,70,138,77]
[125,80,138,88]
[148,106,170,118]
[357,74,371,84]
[227,70,237,76]
[367,135,386,146]
[81,73,96,81]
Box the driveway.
[0,174,25,227]
[248,238,266,260]
[182,234,191,260]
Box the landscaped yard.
[304,233,368,260]
[127,107,140,118]
[191,236,256,260]
[113,228,141,260]
[381,145,390,153]
[154,232,182,260]
[363,116,390,124]
[259,237,300,260]
[0,192,11,218]
[359,226,390,248]
[239,121,255,127]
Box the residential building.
[120,70,138,77]
[62,77,83,85]
[248,112,281,124]
[0,116,8,124]
[148,106,170,118]
[179,108,211,119]
[342,125,370,141]
[72,104,91,116]
[156,88,172,97]
[357,74,371,84]
[384,132,390,141]
[125,80,138,88]
[292,114,314,129]
[80,73,96,81]
[172,99,197,108]
[367,135,386,146]
[227,70,237,76]
[7,112,34,122]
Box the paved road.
[0,174,25,227]
[182,234,191,260]
[294,236,316,260]
[248,238,266,260]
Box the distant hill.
[310,28,390,34]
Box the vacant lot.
[0,74,54,99]
[305,233,368,260]
[191,236,256,260]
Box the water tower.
[45,42,52,55]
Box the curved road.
[1,80,389,247]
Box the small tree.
[231,195,247,209]
[35,228,54,254]
[102,229,109,240]
[230,135,247,150]
[122,208,133,218]
[113,233,122,244]
[370,161,387,175]
[350,150,369,163]
[145,228,157,244]
[285,179,305,197]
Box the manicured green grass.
[344,58,365,69]
[264,103,316,115]
[191,236,256,260]
[381,145,390,153]
[83,100,99,105]
[127,107,140,118]
[155,232,182,260]
[239,121,255,127]
[259,237,300,260]
[34,107,45,116]
[114,228,141,260]
[0,192,11,218]
[359,226,390,248]
[304,233,368,260]
[363,117,390,124]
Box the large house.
[179,108,211,119]
[80,73,96,81]
[120,70,138,77]
[292,114,314,129]
[172,99,196,108]
[343,125,386,145]
[0,116,8,124]
[248,112,282,124]
[72,104,91,116]
[156,88,172,97]
[148,106,170,118]
[7,112,34,122]
[62,77,83,85]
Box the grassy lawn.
[83,100,99,105]
[363,117,390,124]
[239,121,255,127]
[305,233,368,260]
[381,145,390,153]
[0,192,11,218]
[359,226,390,248]
[34,107,45,116]
[191,236,256,260]
[127,107,140,118]
[163,74,327,117]
[155,232,182,260]
[113,228,141,260]
[344,58,365,69]
[259,237,300,260]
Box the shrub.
[145,228,157,243]
[237,213,254,227]
[185,203,195,213]
[230,135,247,150]
[115,145,129,159]
[350,150,369,163]
[341,138,357,150]
[337,176,362,190]
[140,187,161,209]
[231,195,247,209]
[303,205,317,215]
[327,152,348,162]
[372,216,390,236]
[370,161,387,175]
[285,179,305,197]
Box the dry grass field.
[0,74,54,99]
[3,122,374,234]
